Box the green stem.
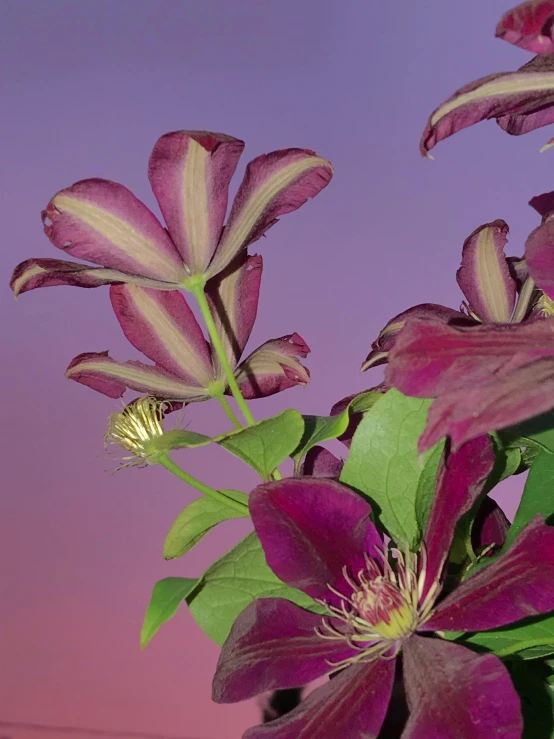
[192,284,256,426]
[215,393,242,429]
[494,637,554,659]
[159,454,249,515]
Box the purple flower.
[10,131,333,295]
[420,54,554,157]
[65,256,310,402]
[363,221,530,372]
[213,436,554,737]
[496,1,554,55]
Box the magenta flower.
[496,0,554,54]
[10,131,332,296]
[420,54,554,157]
[386,317,554,451]
[363,220,527,371]
[213,436,554,738]
[65,256,310,402]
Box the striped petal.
[421,55,554,156]
[10,258,180,297]
[526,213,554,300]
[205,253,263,376]
[386,318,554,399]
[43,178,186,282]
[65,351,209,401]
[362,304,471,371]
[207,149,333,278]
[419,356,554,451]
[496,1,554,54]
[456,220,516,323]
[110,285,214,386]
[148,131,245,274]
[233,333,310,399]
[402,637,522,739]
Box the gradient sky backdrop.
[1,1,551,737]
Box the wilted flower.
[213,437,554,738]
[10,131,332,295]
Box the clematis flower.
[363,221,530,371]
[66,256,310,402]
[386,317,554,451]
[213,436,554,738]
[10,131,332,296]
[496,0,554,54]
[420,54,554,157]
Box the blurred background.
[1,0,549,736]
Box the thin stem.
[192,284,256,426]
[216,393,242,429]
[159,453,249,516]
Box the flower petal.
[330,384,389,448]
[497,0,554,54]
[212,598,354,702]
[471,497,511,556]
[242,659,394,739]
[233,333,310,399]
[401,636,522,739]
[299,447,344,478]
[65,351,208,401]
[9,258,181,297]
[207,149,333,277]
[362,304,470,371]
[110,285,213,386]
[420,57,554,156]
[386,318,554,399]
[419,356,554,451]
[526,214,554,300]
[456,221,516,322]
[205,253,262,373]
[424,516,554,632]
[249,478,381,602]
[421,436,494,601]
[148,131,245,274]
[43,179,186,281]
[496,55,554,135]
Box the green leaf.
[340,389,436,546]
[163,491,249,560]
[141,577,199,649]
[292,390,383,464]
[503,412,554,454]
[414,441,445,537]
[187,532,322,645]
[158,428,212,451]
[508,660,554,738]
[460,612,554,661]
[503,451,554,550]
[216,410,304,480]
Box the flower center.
[351,576,415,640]
[315,548,439,670]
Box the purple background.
[1,1,548,737]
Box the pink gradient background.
[1,1,550,737]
